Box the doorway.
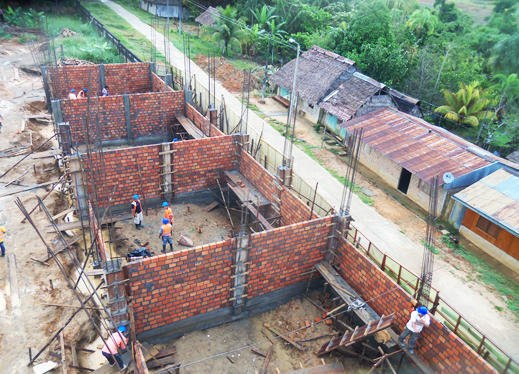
[397,168,412,194]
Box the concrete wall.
[125,216,333,338]
[48,62,152,99]
[60,90,185,146]
[335,238,498,374]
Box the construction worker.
[78,88,87,98]
[102,85,109,96]
[68,89,77,100]
[0,225,6,257]
[131,195,143,230]
[159,218,173,253]
[398,306,430,355]
[163,202,174,224]
[102,325,127,369]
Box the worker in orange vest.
[159,218,173,253]
[0,225,6,257]
[163,202,174,224]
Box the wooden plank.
[177,115,204,139]
[85,269,104,277]
[260,345,273,374]
[267,327,306,351]
[281,362,345,374]
[204,201,219,212]
[52,207,75,221]
[251,347,266,357]
[71,345,78,367]
[44,212,133,233]
[26,114,52,119]
[146,354,176,370]
[37,235,82,262]
[0,179,61,198]
[31,149,62,159]
[243,201,273,231]
[60,331,67,374]
[156,346,177,359]
[223,170,271,207]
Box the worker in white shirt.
[68,89,77,100]
[398,306,431,355]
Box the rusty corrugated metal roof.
[454,168,519,236]
[339,108,493,184]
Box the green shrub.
[315,123,321,132]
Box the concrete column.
[232,234,250,316]
[69,154,88,221]
[184,90,193,106]
[99,64,106,92]
[40,65,52,113]
[104,259,130,328]
[165,73,173,89]
[149,62,157,91]
[123,94,133,145]
[51,100,64,140]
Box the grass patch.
[421,239,441,254]
[299,144,375,206]
[442,235,519,318]
[81,2,165,63]
[109,0,259,70]
[44,13,123,63]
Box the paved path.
[102,0,519,360]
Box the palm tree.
[384,0,419,16]
[202,5,247,56]
[490,73,519,105]
[434,82,492,127]
[251,5,276,30]
[490,33,519,75]
[406,8,439,37]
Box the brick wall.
[185,103,226,137]
[173,135,236,194]
[247,216,333,298]
[239,150,319,225]
[61,91,185,144]
[85,144,161,207]
[335,238,498,374]
[130,91,184,138]
[125,240,234,334]
[151,72,174,92]
[48,62,152,98]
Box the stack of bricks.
[125,239,233,334]
[335,238,498,374]
[48,62,153,99]
[247,216,333,298]
[60,91,184,144]
[85,144,161,207]
[172,135,236,194]
[239,151,319,225]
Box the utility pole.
[260,31,272,104]
[179,0,182,36]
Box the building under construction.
[21,61,511,374]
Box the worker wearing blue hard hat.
[159,217,174,253]
[102,325,128,369]
[68,89,77,100]
[131,195,143,230]
[163,202,174,224]
[398,305,430,355]
[78,88,87,98]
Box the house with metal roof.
[269,46,422,136]
[452,168,519,273]
[195,6,218,27]
[338,107,516,215]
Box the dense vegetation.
[196,0,519,156]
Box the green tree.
[251,5,276,31]
[384,0,419,16]
[434,81,492,126]
[406,8,439,38]
[490,33,519,75]
[202,5,247,56]
[490,73,519,105]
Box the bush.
[315,123,321,132]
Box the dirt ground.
[112,202,239,258]
[163,297,369,374]
[0,38,94,374]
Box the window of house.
[417,179,431,195]
[475,216,501,239]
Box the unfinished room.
[17,62,507,374]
